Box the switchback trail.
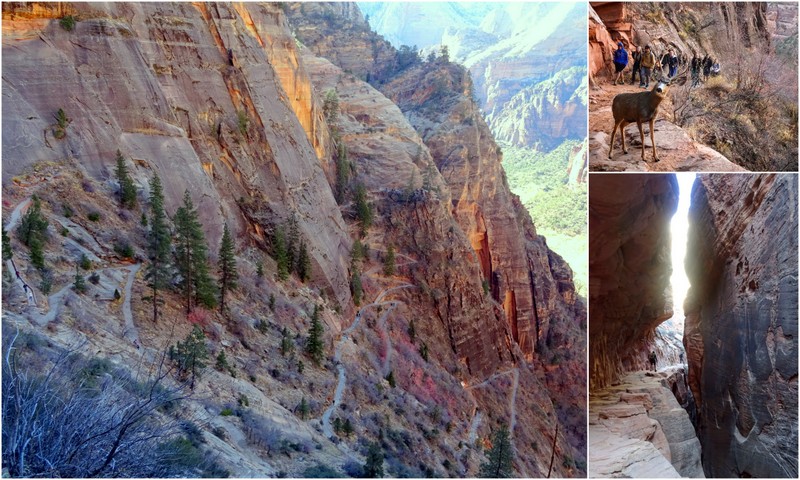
[320,283,414,440]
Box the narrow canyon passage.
[589,174,798,478]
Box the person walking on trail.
[649,351,657,371]
[691,56,701,87]
[703,56,712,81]
[661,49,678,78]
[630,45,642,85]
[612,41,628,85]
[639,45,657,88]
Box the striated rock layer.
[589,174,679,389]
[684,174,798,478]
[589,368,704,478]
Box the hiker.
[612,41,628,85]
[703,56,712,81]
[679,352,685,363]
[691,56,701,87]
[661,49,679,78]
[630,45,642,85]
[649,351,657,371]
[711,61,720,76]
[639,45,657,88]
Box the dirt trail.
[589,80,745,172]
[321,283,414,440]
[122,263,142,343]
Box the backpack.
[613,48,628,65]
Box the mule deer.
[608,66,687,162]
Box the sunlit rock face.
[1,2,357,309]
[589,174,678,390]
[684,174,798,478]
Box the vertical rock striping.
[684,174,798,478]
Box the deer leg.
[608,120,621,158]
[649,119,658,162]
[637,121,646,161]
[620,121,629,154]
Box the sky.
[670,173,697,323]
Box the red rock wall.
[2,2,353,310]
[684,173,798,478]
[589,174,679,390]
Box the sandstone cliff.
[684,174,798,477]
[2,1,353,309]
[589,174,679,389]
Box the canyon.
[589,172,797,477]
[2,1,586,477]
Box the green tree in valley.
[170,325,209,390]
[354,183,374,237]
[305,305,324,366]
[298,241,311,282]
[217,223,238,312]
[2,227,12,261]
[286,214,299,275]
[363,442,384,478]
[273,225,289,281]
[322,89,339,125]
[280,327,294,357]
[145,174,172,323]
[298,397,309,420]
[407,318,416,343]
[383,244,395,276]
[351,269,363,306]
[173,191,216,312]
[335,142,350,205]
[17,195,48,270]
[479,424,514,478]
[115,150,137,209]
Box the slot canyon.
[588,173,798,478]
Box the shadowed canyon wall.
[589,174,679,389]
[684,174,798,478]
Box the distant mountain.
[360,2,587,151]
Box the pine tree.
[217,223,238,312]
[174,191,216,313]
[305,305,324,366]
[298,241,311,282]
[333,417,342,434]
[145,174,172,323]
[280,327,294,357]
[385,370,396,388]
[354,184,374,237]
[73,267,87,294]
[335,142,349,205]
[2,227,12,261]
[286,215,299,274]
[407,318,416,343]
[17,196,48,247]
[322,89,339,124]
[170,325,209,390]
[298,397,309,420]
[17,196,48,270]
[215,350,230,372]
[479,424,514,478]
[115,150,137,209]
[273,225,289,281]
[383,244,395,276]
[419,342,429,362]
[351,269,363,306]
[342,418,354,436]
[363,442,384,478]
